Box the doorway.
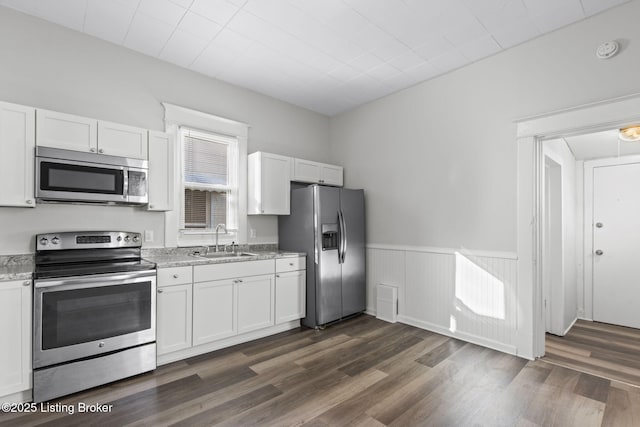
[515,93,640,360]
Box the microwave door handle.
[122,168,129,201]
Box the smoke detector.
[596,41,619,59]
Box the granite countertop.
[144,250,306,268]
[0,255,34,282]
[0,248,307,280]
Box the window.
[163,102,248,247]
[181,128,238,233]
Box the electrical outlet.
[144,230,154,243]
[250,228,256,238]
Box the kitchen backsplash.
[141,243,278,258]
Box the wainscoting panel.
[365,248,405,315]
[366,245,518,355]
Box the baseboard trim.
[398,315,519,358]
[0,389,31,403]
[562,317,578,336]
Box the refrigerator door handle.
[339,209,347,263]
[337,210,344,264]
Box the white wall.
[543,139,578,334]
[0,7,330,254]
[329,0,640,253]
[331,1,640,356]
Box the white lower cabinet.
[157,259,305,364]
[0,280,32,400]
[157,283,192,355]
[237,274,274,334]
[193,279,236,345]
[275,270,306,324]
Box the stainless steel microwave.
[36,146,148,205]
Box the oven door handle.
[34,270,156,290]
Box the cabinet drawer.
[276,256,305,272]
[157,266,192,287]
[194,260,274,282]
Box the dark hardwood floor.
[545,319,640,388]
[2,315,639,426]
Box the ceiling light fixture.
[619,126,640,142]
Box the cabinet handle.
[23,281,30,286]
[289,262,294,266]
[98,148,104,154]
[158,289,164,293]
[90,147,96,152]
[149,205,154,209]
[276,274,280,278]
[173,274,179,279]
[26,200,33,204]
[238,279,243,283]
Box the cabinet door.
[0,102,35,207]
[237,274,274,334]
[275,270,306,324]
[292,158,321,184]
[97,121,148,159]
[320,164,343,187]
[0,280,32,397]
[248,152,290,215]
[157,284,192,355]
[193,279,236,345]
[147,131,173,211]
[36,109,97,152]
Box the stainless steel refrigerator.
[278,185,365,328]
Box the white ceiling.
[0,0,630,116]
[558,129,640,160]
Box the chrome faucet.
[214,223,227,252]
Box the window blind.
[181,128,233,230]
[183,134,228,187]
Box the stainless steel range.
[33,231,157,403]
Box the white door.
[543,156,564,335]
[593,162,640,329]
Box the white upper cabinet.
[97,121,148,159]
[319,164,343,186]
[147,131,173,211]
[293,158,343,186]
[36,109,97,153]
[0,102,35,207]
[36,109,148,159]
[248,151,291,215]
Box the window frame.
[163,103,248,248]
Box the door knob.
[595,249,604,256]
[595,222,603,228]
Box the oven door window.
[41,282,152,350]
[40,161,124,194]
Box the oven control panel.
[36,231,142,251]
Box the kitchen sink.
[192,252,257,259]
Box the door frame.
[515,93,640,360]
[583,155,640,321]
